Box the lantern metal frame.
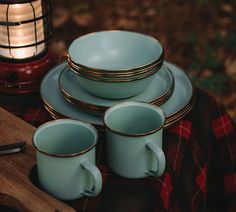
[0,0,53,61]
[0,0,54,93]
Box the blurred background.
[49,0,236,122]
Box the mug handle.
[80,159,102,196]
[146,142,165,177]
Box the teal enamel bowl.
[74,68,158,99]
[68,30,164,72]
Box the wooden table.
[0,107,75,212]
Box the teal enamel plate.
[40,62,193,127]
[58,64,174,109]
[160,61,193,117]
[40,63,103,127]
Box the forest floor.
[50,0,236,122]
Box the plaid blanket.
[1,88,235,211]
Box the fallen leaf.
[218,17,232,25]
[225,58,236,81]
[145,8,157,17]
[52,7,70,28]
[72,12,94,27]
[221,3,233,13]
[200,69,213,78]
[116,17,138,29]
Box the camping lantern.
[0,0,53,93]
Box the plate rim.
[58,63,175,113]
[40,61,194,128]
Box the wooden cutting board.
[0,107,75,212]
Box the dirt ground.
[50,0,236,122]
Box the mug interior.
[33,120,97,156]
[104,102,165,135]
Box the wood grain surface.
[0,107,75,212]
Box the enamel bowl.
[67,56,162,79]
[67,31,164,99]
[73,68,158,99]
[68,30,164,73]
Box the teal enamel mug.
[104,101,166,178]
[32,119,102,200]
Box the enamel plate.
[40,61,193,128]
[59,64,174,113]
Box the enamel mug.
[104,101,166,179]
[32,119,102,200]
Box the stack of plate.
[59,64,174,116]
[40,31,195,131]
[40,62,195,131]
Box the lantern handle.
[0,10,51,27]
[0,21,21,26]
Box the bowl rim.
[67,56,163,76]
[32,119,98,158]
[67,30,164,72]
[103,101,166,137]
[69,63,160,83]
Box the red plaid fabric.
[0,88,236,212]
[169,120,192,141]
[160,172,173,210]
[224,174,236,194]
[195,164,207,194]
[23,108,50,124]
[212,113,234,140]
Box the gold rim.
[103,101,166,137]
[44,105,60,120]
[161,77,194,118]
[39,64,104,130]
[62,92,105,116]
[68,30,164,72]
[58,66,175,116]
[41,98,105,129]
[61,86,173,116]
[68,56,163,76]
[163,94,195,129]
[68,59,163,80]
[43,95,195,131]
[32,119,98,158]
[151,68,175,105]
[165,99,193,122]
[69,63,160,80]
[69,64,159,82]
[44,103,65,119]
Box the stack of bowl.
[67,31,164,99]
[40,30,195,131]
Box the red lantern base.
[0,51,55,94]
